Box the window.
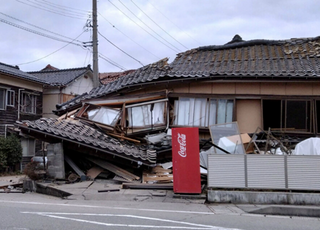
[263,99,311,132]
[87,107,120,126]
[173,97,234,127]
[21,92,37,114]
[0,88,5,110]
[76,104,121,127]
[7,90,15,107]
[127,101,166,128]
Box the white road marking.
[22,211,242,230]
[0,200,214,215]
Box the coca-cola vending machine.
[172,127,201,194]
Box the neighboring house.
[16,35,320,167]
[0,62,45,166]
[29,64,94,118]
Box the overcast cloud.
[1,0,320,73]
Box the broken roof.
[99,70,135,85]
[16,118,156,166]
[0,62,46,84]
[55,35,320,114]
[29,65,92,87]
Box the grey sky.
[1,0,319,73]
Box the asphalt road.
[0,193,319,230]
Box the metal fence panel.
[287,156,320,190]
[208,155,245,188]
[247,155,286,189]
[208,155,320,191]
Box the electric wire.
[16,0,87,20]
[131,0,189,50]
[99,53,126,71]
[0,12,84,44]
[147,1,200,45]
[98,12,161,60]
[17,31,86,66]
[107,0,179,53]
[0,17,84,46]
[32,0,88,18]
[117,0,181,52]
[98,31,144,66]
[35,0,91,15]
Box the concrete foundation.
[208,190,320,205]
[46,143,65,179]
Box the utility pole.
[92,0,99,88]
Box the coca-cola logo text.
[177,133,187,157]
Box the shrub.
[0,135,22,172]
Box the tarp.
[294,137,320,155]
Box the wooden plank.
[87,157,140,181]
[122,183,173,190]
[98,189,120,193]
[86,166,104,179]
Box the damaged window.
[263,99,311,132]
[77,104,121,127]
[127,101,166,128]
[87,107,120,126]
[174,98,234,127]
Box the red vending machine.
[172,127,201,194]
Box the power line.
[0,12,84,44]
[98,31,144,66]
[16,0,87,20]
[99,53,126,71]
[147,1,200,45]
[117,0,181,52]
[17,31,86,66]
[32,0,88,18]
[0,17,84,46]
[107,0,179,53]
[98,12,161,60]
[131,0,189,50]
[35,0,91,14]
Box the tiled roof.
[55,35,320,114]
[0,62,46,84]
[167,35,320,78]
[16,118,157,165]
[29,65,92,86]
[99,70,135,84]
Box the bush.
[0,135,22,172]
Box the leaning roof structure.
[54,35,320,115]
[16,118,157,165]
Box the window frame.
[21,92,37,114]
[0,88,6,110]
[262,99,312,133]
[6,90,15,107]
[173,97,234,128]
[126,99,167,129]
